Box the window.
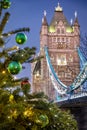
[68,55,73,62]
[57,54,67,66]
[58,71,65,77]
[65,72,72,78]
[61,28,64,34]
[52,37,56,42]
[66,38,68,42]
[49,37,52,43]
[50,54,54,61]
[62,38,64,42]
[57,28,60,34]
[57,38,60,42]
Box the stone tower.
[31,3,80,100]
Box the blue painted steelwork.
[68,48,87,91]
[69,62,87,91]
[78,46,87,92]
[44,46,87,96]
[44,46,67,95]
[77,47,86,65]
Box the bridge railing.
[55,91,87,102]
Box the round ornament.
[1,0,11,9]
[15,33,27,44]
[21,80,31,91]
[35,114,49,128]
[21,80,31,86]
[9,94,14,103]
[8,61,22,75]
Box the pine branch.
[27,92,47,100]
[0,38,4,46]
[5,46,19,52]
[13,77,29,83]
[9,47,36,63]
[0,12,10,34]
[27,55,44,63]
[0,3,2,17]
[2,27,30,37]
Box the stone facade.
[31,4,80,101]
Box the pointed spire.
[42,10,48,26]
[74,11,79,26]
[44,10,47,16]
[74,11,77,18]
[42,18,44,23]
[55,3,63,12]
[70,18,73,25]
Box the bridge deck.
[55,92,87,107]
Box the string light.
[13,76,17,79]
[2,70,6,74]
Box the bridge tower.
[31,3,80,100]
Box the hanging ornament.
[1,0,11,9]
[15,33,27,44]
[9,94,14,103]
[21,80,31,93]
[35,114,49,128]
[21,80,31,88]
[23,107,34,118]
[8,61,22,75]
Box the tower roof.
[74,11,80,27]
[50,3,69,27]
[74,17,79,26]
[55,3,63,12]
[42,10,48,26]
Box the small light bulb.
[14,76,17,79]
[2,70,6,74]
[8,33,11,36]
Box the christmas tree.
[0,1,78,130]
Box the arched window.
[61,28,64,34]
[57,38,60,42]
[57,54,67,66]
[52,37,56,42]
[57,28,60,34]
[62,38,64,42]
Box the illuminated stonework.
[55,3,63,12]
[48,26,55,33]
[66,26,73,33]
[31,4,80,100]
[57,54,67,66]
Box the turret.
[40,10,48,53]
[73,11,80,35]
[40,10,48,35]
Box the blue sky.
[4,0,87,80]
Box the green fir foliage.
[0,0,78,130]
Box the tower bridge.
[31,3,87,130]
